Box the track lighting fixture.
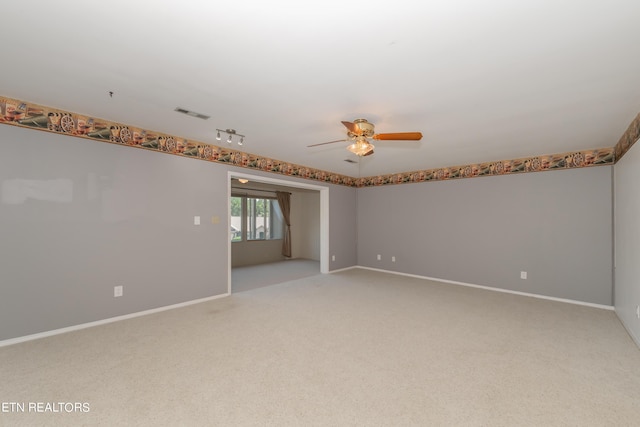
[215,129,246,146]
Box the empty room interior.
[1,1,640,425]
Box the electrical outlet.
[392,256,396,262]
[331,255,335,261]
[114,285,123,297]
[194,216,200,225]
[520,271,527,279]
[377,254,381,261]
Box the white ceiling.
[3,0,640,177]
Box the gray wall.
[0,125,357,341]
[0,125,228,340]
[614,140,640,345]
[328,183,357,270]
[357,166,613,305]
[291,191,321,260]
[231,239,285,267]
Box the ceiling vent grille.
[174,107,210,120]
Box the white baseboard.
[355,266,615,311]
[0,292,230,348]
[328,265,359,274]
[2,268,616,348]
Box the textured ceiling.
[2,0,640,177]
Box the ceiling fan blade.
[372,132,423,141]
[307,139,347,148]
[341,121,358,134]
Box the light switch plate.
[194,216,200,225]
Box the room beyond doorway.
[227,171,329,294]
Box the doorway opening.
[227,171,329,294]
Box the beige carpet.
[232,259,320,293]
[1,269,639,426]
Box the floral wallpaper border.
[0,96,355,186]
[0,95,625,188]
[354,147,614,187]
[614,112,640,162]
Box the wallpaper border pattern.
[0,96,622,187]
[614,112,640,161]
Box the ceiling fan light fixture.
[347,137,374,156]
[307,118,420,157]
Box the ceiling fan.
[307,119,422,156]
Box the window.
[230,196,283,242]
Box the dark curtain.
[275,191,292,257]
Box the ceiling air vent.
[174,107,210,120]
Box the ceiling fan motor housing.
[348,118,375,139]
